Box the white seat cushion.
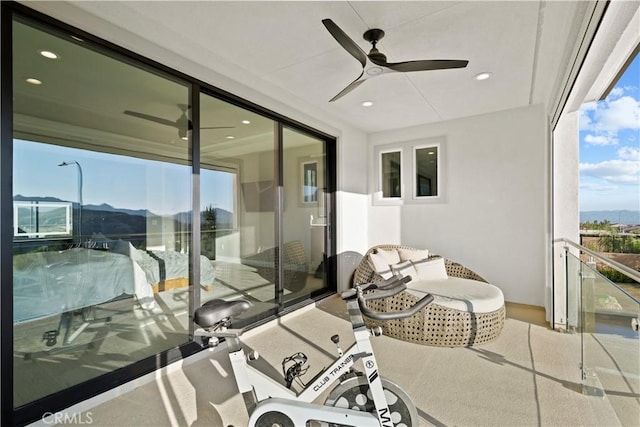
[405,277,504,313]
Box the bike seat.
[194,299,252,328]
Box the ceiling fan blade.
[124,110,178,128]
[384,59,469,73]
[329,72,367,102]
[201,126,235,129]
[322,19,367,68]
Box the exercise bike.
[193,275,433,427]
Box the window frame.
[374,147,404,205]
[200,160,240,232]
[373,137,446,206]
[13,201,73,238]
[412,142,442,201]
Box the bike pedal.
[42,330,59,347]
[371,326,383,336]
[202,336,219,348]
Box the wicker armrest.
[444,260,487,283]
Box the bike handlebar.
[341,275,411,301]
[358,292,434,321]
[377,275,412,290]
[342,276,434,321]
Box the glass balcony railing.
[558,239,639,426]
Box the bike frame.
[194,276,426,426]
[215,302,393,426]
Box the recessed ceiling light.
[39,50,59,59]
[25,78,42,85]
[226,135,235,140]
[474,72,492,81]
[242,120,251,125]
[361,101,374,107]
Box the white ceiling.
[23,1,592,134]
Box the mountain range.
[13,195,234,232]
[580,210,640,225]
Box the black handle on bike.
[341,275,411,301]
[358,288,434,321]
[376,275,412,290]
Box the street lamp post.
[59,161,83,239]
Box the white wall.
[336,128,370,256]
[368,104,550,307]
[334,128,370,291]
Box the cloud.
[618,146,640,161]
[579,182,618,192]
[580,159,640,184]
[579,101,597,130]
[579,94,639,133]
[595,96,640,131]
[583,134,618,145]
[609,87,624,98]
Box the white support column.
[552,110,580,329]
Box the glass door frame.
[1,3,337,425]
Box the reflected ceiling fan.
[124,104,234,140]
[322,19,469,102]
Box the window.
[13,201,73,238]
[374,137,445,205]
[381,150,402,198]
[301,160,318,203]
[414,145,440,198]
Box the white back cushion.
[368,252,393,279]
[412,257,448,281]
[376,248,400,265]
[390,260,418,284]
[398,248,429,262]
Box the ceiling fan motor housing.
[363,28,385,43]
[363,28,387,63]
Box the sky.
[578,53,640,212]
[13,140,234,215]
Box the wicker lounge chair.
[353,244,505,347]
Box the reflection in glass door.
[199,93,278,323]
[282,127,328,303]
[12,17,192,407]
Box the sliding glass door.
[4,5,335,424]
[12,16,193,407]
[198,95,333,319]
[199,92,280,322]
[282,127,328,303]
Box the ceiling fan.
[322,19,469,102]
[124,104,234,140]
